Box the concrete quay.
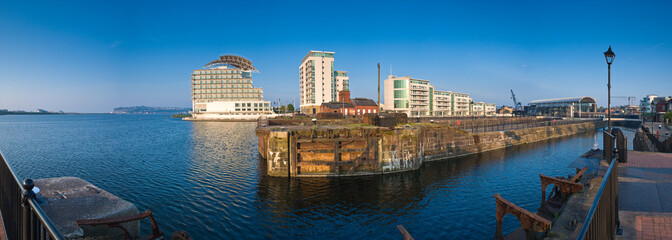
[34,177,140,239]
[256,120,606,177]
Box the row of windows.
[192,79,250,84]
[193,75,244,80]
[235,108,271,112]
[309,52,334,58]
[193,94,262,99]
[193,85,256,90]
[235,102,270,108]
[194,89,260,94]
[410,80,428,85]
[194,70,242,74]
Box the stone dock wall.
[255,121,606,177]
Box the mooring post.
[22,178,36,240]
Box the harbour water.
[0,114,629,239]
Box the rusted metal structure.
[76,210,163,240]
[494,194,551,240]
[203,55,258,72]
[538,167,587,215]
[493,166,588,239]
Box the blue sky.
[1,0,671,113]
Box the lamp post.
[604,46,615,131]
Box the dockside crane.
[611,96,637,106]
[511,89,523,110]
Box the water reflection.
[254,131,603,239]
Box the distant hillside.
[112,106,191,114]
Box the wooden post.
[290,132,298,177]
[334,141,341,175]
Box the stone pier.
[256,121,606,177]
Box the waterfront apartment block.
[640,94,658,115]
[453,92,471,116]
[384,75,494,117]
[299,51,349,114]
[190,55,272,120]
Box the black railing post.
[22,178,36,240]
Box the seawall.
[255,121,605,177]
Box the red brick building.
[319,102,355,115]
[319,91,379,116]
[352,98,378,116]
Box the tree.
[664,112,672,122]
[286,104,295,113]
[279,105,286,113]
[597,106,606,112]
[504,109,511,113]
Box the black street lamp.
[604,46,615,130]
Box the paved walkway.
[618,151,672,240]
[644,122,671,142]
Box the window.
[394,100,409,108]
[394,80,407,88]
[394,90,408,98]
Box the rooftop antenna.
[389,64,392,76]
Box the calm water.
[0,115,625,239]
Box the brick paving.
[0,212,5,240]
[621,152,672,168]
[636,216,672,240]
[618,151,672,240]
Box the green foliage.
[171,113,191,118]
[287,104,295,113]
[664,112,672,121]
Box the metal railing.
[411,117,600,133]
[576,130,620,240]
[0,152,64,240]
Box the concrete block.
[34,177,139,239]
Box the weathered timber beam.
[297,161,355,166]
[297,148,366,154]
[296,138,365,143]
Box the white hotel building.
[190,55,273,120]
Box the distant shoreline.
[0,111,64,115]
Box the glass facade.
[394,100,409,108]
[394,80,407,88]
[394,90,408,98]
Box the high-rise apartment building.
[190,55,272,120]
[299,51,349,114]
[384,75,493,117]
